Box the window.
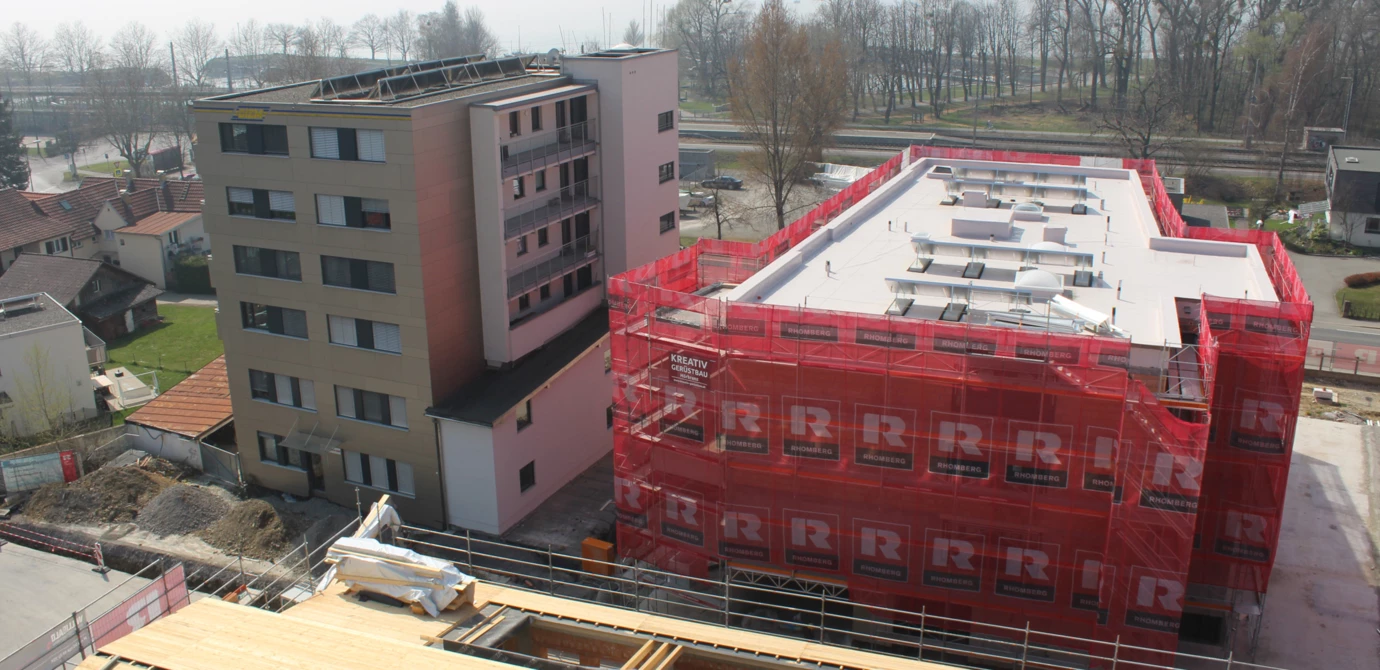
[321,256,395,293]
[509,111,521,137]
[658,110,674,132]
[659,211,676,234]
[604,350,611,373]
[519,461,536,492]
[531,106,542,131]
[167,230,181,246]
[1367,218,1380,234]
[534,170,547,192]
[227,187,296,220]
[310,127,385,162]
[540,283,551,301]
[257,432,307,469]
[516,399,532,430]
[316,195,391,230]
[44,238,70,255]
[513,176,525,199]
[518,293,531,311]
[607,404,614,428]
[658,161,675,184]
[233,245,301,280]
[336,386,408,429]
[241,302,308,338]
[249,369,316,409]
[104,230,115,241]
[328,315,402,353]
[342,449,415,496]
[219,123,289,155]
[537,228,549,247]
[91,280,101,293]
[516,236,528,256]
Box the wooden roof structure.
[125,356,232,439]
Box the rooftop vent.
[1072,270,1094,288]
[59,200,73,211]
[962,262,986,279]
[939,303,968,322]
[1345,156,1361,163]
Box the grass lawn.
[1336,285,1380,320]
[77,160,132,176]
[105,304,223,395]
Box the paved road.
[21,136,183,194]
[1286,251,1380,331]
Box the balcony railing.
[84,327,106,367]
[504,177,599,240]
[500,119,597,179]
[507,234,599,298]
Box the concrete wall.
[123,423,204,469]
[0,318,98,438]
[563,50,681,278]
[115,234,166,288]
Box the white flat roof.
[725,157,1278,348]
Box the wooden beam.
[619,639,657,670]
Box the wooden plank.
[619,639,657,670]
[651,644,683,670]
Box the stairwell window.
[233,245,301,280]
[658,110,674,132]
[249,369,316,410]
[513,176,525,199]
[516,399,532,430]
[328,315,402,353]
[310,127,386,162]
[321,256,395,293]
[316,195,391,230]
[336,386,408,429]
[343,450,415,496]
[519,461,536,493]
[240,302,308,338]
[659,211,676,234]
[658,161,675,184]
[531,106,542,131]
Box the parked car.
[688,191,715,208]
[700,175,743,190]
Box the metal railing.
[501,119,597,179]
[391,525,1288,670]
[507,234,600,299]
[504,178,599,240]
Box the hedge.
[1343,272,1380,289]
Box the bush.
[1344,272,1380,288]
[171,254,214,294]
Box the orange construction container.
[581,537,614,576]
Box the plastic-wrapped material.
[328,537,470,616]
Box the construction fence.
[607,146,1312,662]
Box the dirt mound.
[137,485,230,536]
[24,467,172,524]
[199,499,295,560]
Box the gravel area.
[137,484,231,536]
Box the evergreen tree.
[0,96,30,190]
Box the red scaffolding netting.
[608,146,1312,659]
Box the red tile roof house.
[0,178,205,288]
[0,255,164,342]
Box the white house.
[0,293,100,438]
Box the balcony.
[504,178,599,240]
[500,120,597,179]
[507,235,600,299]
[84,327,107,367]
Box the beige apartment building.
[193,49,680,529]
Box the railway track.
[679,123,1325,173]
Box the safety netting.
[608,146,1311,660]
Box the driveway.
[1285,251,1380,329]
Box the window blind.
[311,128,340,159]
[227,187,254,204]
[282,308,308,338]
[274,374,294,406]
[335,386,356,418]
[361,198,388,213]
[268,190,295,212]
[322,257,351,286]
[396,462,415,495]
[299,379,316,410]
[343,450,363,483]
[369,455,389,485]
[373,322,401,353]
[389,395,408,428]
[317,195,346,226]
[357,129,386,162]
[328,315,358,346]
[366,261,395,292]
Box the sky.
[7,0,821,60]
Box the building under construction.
[608,147,1312,663]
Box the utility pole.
[1341,75,1355,141]
[225,48,233,93]
[169,42,179,90]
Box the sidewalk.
[157,293,217,307]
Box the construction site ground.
[1251,417,1379,669]
[1300,374,1380,422]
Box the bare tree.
[316,18,350,75]
[458,7,500,56]
[2,22,50,125]
[173,20,221,89]
[729,0,849,229]
[387,11,419,62]
[1099,73,1183,158]
[229,20,268,87]
[51,22,103,82]
[352,14,388,61]
[264,22,296,57]
[91,22,164,177]
[665,0,749,99]
[4,344,78,445]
